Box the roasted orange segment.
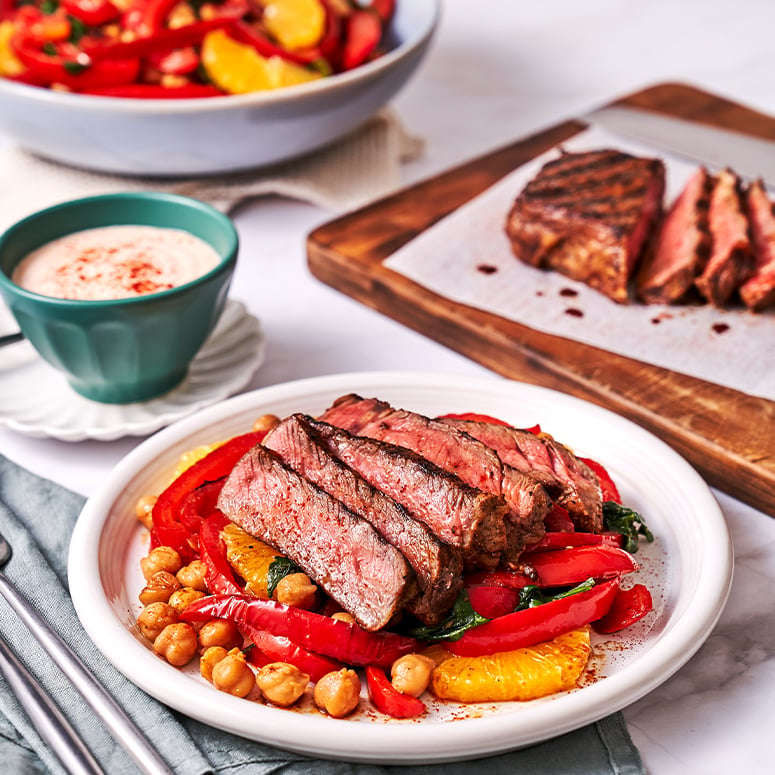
[221,522,281,598]
[0,21,24,77]
[426,627,592,703]
[262,0,326,51]
[170,441,225,481]
[201,29,322,94]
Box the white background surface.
[2,1,775,772]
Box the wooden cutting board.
[307,82,775,517]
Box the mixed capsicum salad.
[134,410,655,719]
[0,0,394,97]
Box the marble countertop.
[2,1,774,772]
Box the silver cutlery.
[0,530,174,775]
[0,632,104,775]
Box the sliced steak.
[739,179,775,312]
[504,148,666,303]
[441,417,603,533]
[320,395,549,564]
[217,444,414,631]
[636,166,714,304]
[695,168,753,306]
[263,414,463,624]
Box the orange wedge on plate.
[426,627,592,702]
[262,0,326,51]
[221,522,281,598]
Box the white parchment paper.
[384,126,775,402]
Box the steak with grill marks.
[739,179,775,312]
[216,443,415,631]
[636,166,714,304]
[440,417,603,534]
[319,395,549,565]
[263,414,463,624]
[695,168,753,307]
[504,148,665,303]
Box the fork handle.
[0,633,104,775]
[0,573,174,775]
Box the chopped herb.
[63,60,90,75]
[308,57,333,77]
[515,578,596,610]
[68,16,87,44]
[266,556,302,597]
[42,42,57,56]
[40,0,59,13]
[602,501,654,553]
[409,590,489,642]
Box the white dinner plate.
[0,300,265,441]
[69,372,733,764]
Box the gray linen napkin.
[0,454,644,775]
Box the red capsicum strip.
[341,8,381,70]
[199,514,244,596]
[593,583,653,634]
[526,545,638,588]
[464,569,534,590]
[447,579,620,657]
[240,622,344,683]
[228,22,318,67]
[61,0,120,27]
[150,430,266,559]
[181,594,419,667]
[467,585,522,619]
[525,531,624,552]
[366,666,426,719]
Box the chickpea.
[138,571,181,606]
[136,602,179,642]
[198,619,243,652]
[140,546,182,581]
[252,413,280,433]
[274,573,318,610]
[135,494,157,530]
[255,663,310,707]
[176,560,208,591]
[331,611,357,625]
[167,587,206,613]
[212,649,255,698]
[200,646,228,683]
[153,622,198,666]
[390,654,435,698]
[313,668,361,718]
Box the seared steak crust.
[264,414,463,624]
[505,149,665,303]
[217,443,414,631]
[320,395,549,564]
[440,418,603,533]
[740,179,775,311]
[636,166,713,304]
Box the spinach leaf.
[603,501,654,553]
[515,578,596,610]
[409,590,489,642]
[266,556,302,598]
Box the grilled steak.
[739,179,775,312]
[695,168,753,306]
[440,417,603,533]
[217,444,414,631]
[636,166,714,304]
[320,395,549,564]
[504,148,665,303]
[263,414,463,624]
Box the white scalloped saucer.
[0,300,265,441]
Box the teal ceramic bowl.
[0,192,238,404]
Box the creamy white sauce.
[12,225,222,301]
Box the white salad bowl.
[0,1,439,177]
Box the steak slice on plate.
[264,414,463,624]
[739,179,775,312]
[504,148,666,303]
[695,168,753,306]
[217,443,415,631]
[636,166,714,304]
[320,395,549,565]
[440,417,603,533]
